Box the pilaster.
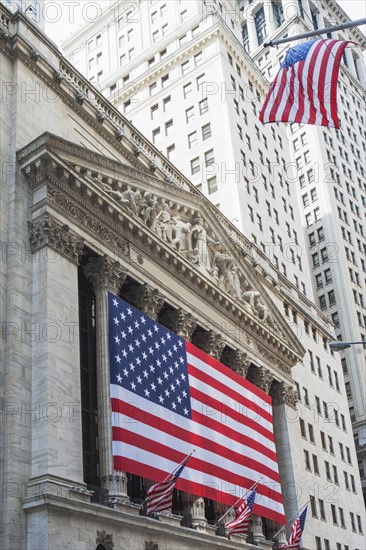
[27,215,85,485]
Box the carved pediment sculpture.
[100,181,282,333]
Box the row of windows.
[310,497,363,536]
[190,149,214,175]
[303,449,357,494]
[297,386,348,431]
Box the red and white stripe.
[146,477,176,515]
[111,341,285,524]
[259,39,351,128]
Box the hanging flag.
[108,292,285,524]
[259,39,352,128]
[225,488,257,538]
[279,507,307,549]
[146,455,190,516]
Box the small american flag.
[146,455,190,516]
[225,488,256,538]
[259,39,352,128]
[279,507,307,549]
[108,292,285,524]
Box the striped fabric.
[259,39,352,128]
[109,293,285,524]
[225,488,256,538]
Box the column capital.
[28,213,84,265]
[160,308,197,341]
[192,329,226,360]
[135,283,165,320]
[271,382,298,409]
[83,255,127,294]
[247,366,273,394]
[221,348,251,378]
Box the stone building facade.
[0,5,365,550]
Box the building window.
[199,98,208,114]
[190,157,200,175]
[188,131,197,148]
[183,82,192,99]
[304,449,311,470]
[207,176,217,195]
[319,499,326,520]
[202,123,211,141]
[186,106,195,122]
[204,149,214,166]
[255,7,266,45]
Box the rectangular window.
[319,499,326,520]
[304,449,311,470]
[202,123,211,140]
[190,157,200,175]
[186,106,194,122]
[207,176,217,195]
[188,131,198,149]
[183,82,192,99]
[199,98,208,114]
[204,149,214,166]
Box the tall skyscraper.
[63,0,366,510]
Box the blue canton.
[108,293,192,418]
[281,39,316,69]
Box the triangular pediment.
[18,133,305,363]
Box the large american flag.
[225,487,256,538]
[279,507,307,549]
[259,39,351,128]
[108,292,285,524]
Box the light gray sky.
[44,0,365,48]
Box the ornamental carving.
[192,330,226,360]
[160,308,197,342]
[100,182,280,332]
[271,382,298,409]
[47,187,130,258]
[27,213,84,264]
[221,349,251,378]
[96,531,114,550]
[145,542,158,550]
[83,255,127,294]
[255,344,291,376]
[127,283,165,321]
[247,367,273,394]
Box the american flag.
[146,455,190,516]
[259,39,352,128]
[279,507,307,549]
[108,292,285,524]
[225,488,256,538]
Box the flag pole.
[264,18,366,47]
[272,501,309,541]
[139,449,195,509]
[214,478,262,526]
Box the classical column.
[191,329,227,525]
[27,214,85,485]
[270,382,299,541]
[133,283,165,496]
[84,255,128,499]
[263,1,276,34]
[159,308,208,527]
[251,514,265,543]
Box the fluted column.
[84,255,128,499]
[251,514,265,543]
[191,329,226,523]
[159,308,207,527]
[134,283,165,496]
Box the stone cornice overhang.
[18,136,303,374]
